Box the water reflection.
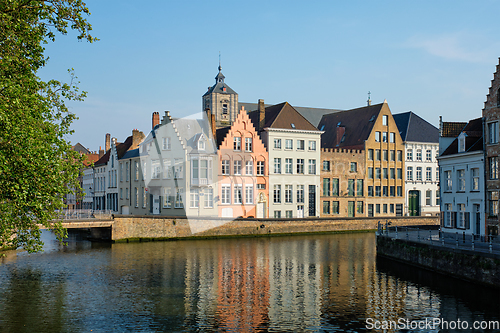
[0,231,499,332]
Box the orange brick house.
[216,106,269,218]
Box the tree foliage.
[0,0,96,252]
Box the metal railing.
[377,221,500,255]
[55,209,113,220]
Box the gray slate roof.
[239,102,342,127]
[393,111,439,143]
[202,70,237,97]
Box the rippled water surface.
[0,231,499,332]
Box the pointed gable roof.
[202,67,237,97]
[247,102,318,132]
[393,111,438,143]
[318,103,384,150]
[441,117,483,156]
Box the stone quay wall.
[111,215,438,242]
[377,236,500,289]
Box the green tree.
[0,0,96,252]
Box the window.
[162,137,171,150]
[376,204,380,214]
[368,167,373,179]
[257,184,266,190]
[426,190,432,206]
[332,201,339,214]
[120,163,123,182]
[368,186,373,197]
[120,188,123,200]
[368,149,373,161]
[257,161,265,175]
[297,185,305,203]
[274,158,281,174]
[222,160,230,175]
[382,115,388,126]
[350,162,357,172]
[234,185,242,204]
[222,103,228,114]
[356,179,363,196]
[296,159,304,174]
[285,158,293,174]
[416,167,422,181]
[190,189,199,208]
[205,188,214,208]
[426,150,432,162]
[134,187,138,207]
[383,204,388,214]
[472,168,480,191]
[436,190,440,206]
[375,131,381,142]
[332,179,339,196]
[274,211,281,218]
[390,186,395,197]
[457,204,466,229]
[390,132,395,143]
[126,162,129,182]
[174,159,183,179]
[297,140,305,150]
[245,185,253,204]
[488,122,498,144]
[383,186,388,197]
[407,149,413,161]
[274,185,281,203]
[383,150,388,161]
[397,168,402,179]
[407,167,413,181]
[246,161,253,175]
[426,167,432,181]
[376,149,381,161]
[375,168,381,179]
[490,157,498,179]
[383,168,388,179]
[444,203,453,227]
[323,201,330,214]
[390,168,395,179]
[309,160,316,174]
[142,187,147,208]
[390,150,395,161]
[234,137,241,151]
[198,139,205,151]
[457,169,465,191]
[323,160,330,171]
[382,132,388,142]
[163,159,172,179]
[126,187,129,200]
[375,186,381,197]
[163,188,171,208]
[274,138,282,149]
[489,191,499,216]
[323,178,330,196]
[416,149,422,161]
[234,160,242,175]
[444,170,452,191]
[286,210,293,218]
[397,150,402,161]
[308,140,316,151]
[348,179,355,196]
[285,185,293,203]
[245,137,253,152]
[221,185,231,204]
[357,202,363,214]
[397,186,402,197]
[135,161,139,180]
[285,139,293,150]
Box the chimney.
[258,99,265,132]
[205,107,217,141]
[105,133,110,152]
[99,146,104,157]
[336,126,345,146]
[132,129,145,149]
[152,112,160,129]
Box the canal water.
[0,231,499,332]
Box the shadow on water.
[376,255,500,319]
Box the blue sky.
[38,0,500,151]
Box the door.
[257,202,265,218]
[153,195,160,215]
[408,190,420,216]
[308,185,316,217]
[348,201,355,217]
[474,204,481,235]
[122,206,129,215]
[297,205,304,218]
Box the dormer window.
[458,133,466,153]
[198,139,205,151]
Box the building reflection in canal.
[0,231,499,332]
